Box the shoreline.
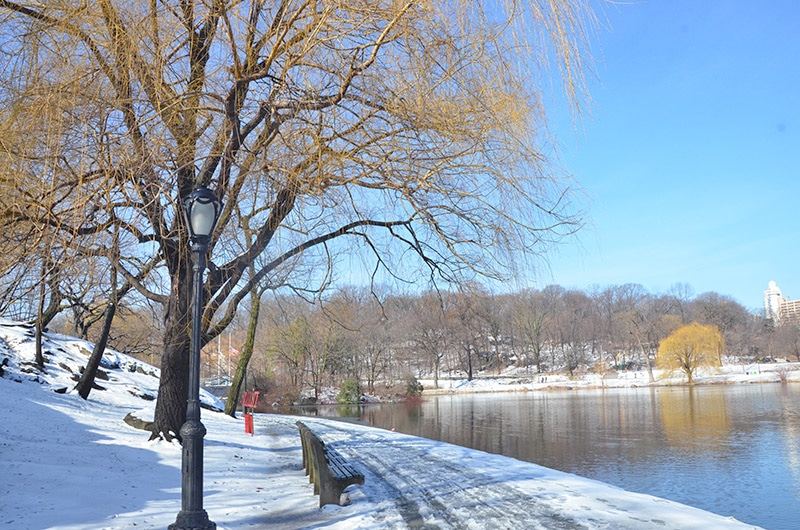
[419,363,800,396]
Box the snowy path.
[320,422,581,529]
[273,416,759,530]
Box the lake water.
[284,383,800,529]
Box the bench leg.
[318,482,344,508]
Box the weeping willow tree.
[0,0,596,440]
[658,322,725,385]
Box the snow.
[0,320,763,529]
[420,360,800,395]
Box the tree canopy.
[0,0,595,439]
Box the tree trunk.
[40,263,63,327]
[224,294,260,417]
[643,348,656,383]
[465,344,473,381]
[34,261,46,370]
[75,301,116,399]
[634,336,656,383]
[151,269,191,441]
[494,340,502,374]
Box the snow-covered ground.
[420,360,800,395]
[0,319,763,529]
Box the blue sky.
[541,0,800,311]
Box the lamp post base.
[168,510,216,530]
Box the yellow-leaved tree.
[657,322,724,384]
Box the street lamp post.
[170,186,222,530]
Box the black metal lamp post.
[170,186,222,530]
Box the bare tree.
[668,282,695,323]
[690,292,750,360]
[359,318,392,394]
[325,287,393,393]
[557,289,592,375]
[772,324,800,362]
[540,284,566,371]
[410,292,452,388]
[474,290,506,373]
[267,300,312,395]
[512,289,550,373]
[623,293,678,383]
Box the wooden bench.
[296,421,365,507]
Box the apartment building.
[764,281,800,325]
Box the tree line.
[47,281,797,405]
[246,283,796,402]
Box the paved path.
[276,417,759,530]
[319,422,587,529]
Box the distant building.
[764,281,800,325]
[764,281,782,322]
[781,299,800,326]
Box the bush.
[405,375,423,397]
[336,379,362,405]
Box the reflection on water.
[782,386,800,486]
[278,384,800,529]
[658,388,730,450]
